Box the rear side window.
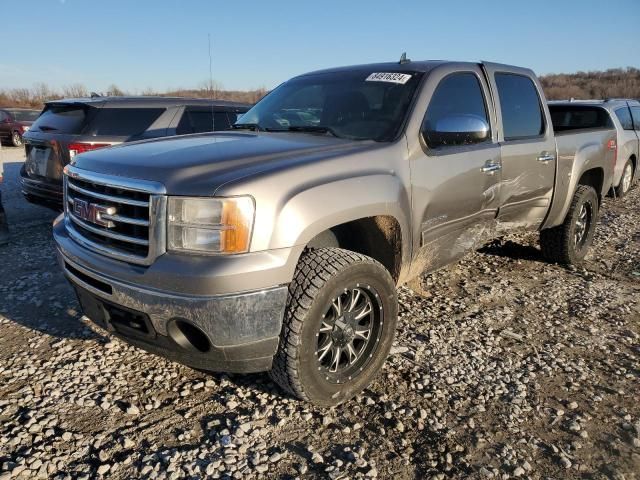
[422,72,490,149]
[31,104,89,134]
[631,107,640,130]
[83,108,164,137]
[176,110,235,135]
[214,112,233,131]
[495,73,545,140]
[549,106,613,132]
[7,110,41,122]
[615,107,634,130]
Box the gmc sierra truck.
[53,59,616,406]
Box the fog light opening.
[168,320,211,353]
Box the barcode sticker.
[365,72,412,84]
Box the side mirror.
[422,114,490,149]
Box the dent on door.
[411,145,502,276]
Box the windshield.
[237,70,424,141]
[8,110,41,122]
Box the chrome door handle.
[481,162,502,174]
[537,152,555,163]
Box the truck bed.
[544,127,616,229]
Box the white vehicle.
[549,99,640,198]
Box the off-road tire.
[11,131,23,147]
[613,158,634,198]
[540,185,599,265]
[270,248,397,406]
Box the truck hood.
[71,131,382,195]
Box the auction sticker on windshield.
[365,72,412,84]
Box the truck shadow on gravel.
[477,237,544,262]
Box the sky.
[1,0,639,93]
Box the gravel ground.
[0,145,638,479]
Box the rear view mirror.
[422,114,490,149]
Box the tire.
[270,247,397,406]
[11,131,23,147]
[540,185,599,265]
[614,159,634,198]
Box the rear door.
[410,65,501,272]
[0,111,10,140]
[483,63,557,228]
[627,105,640,181]
[613,105,639,186]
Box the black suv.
[21,97,250,208]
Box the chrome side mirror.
[422,114,490,148]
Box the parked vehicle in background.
[0,108,41,147]
[0,142,8,245]
[53,59,616,406]
[21,97,250,209]
[549,99,640,198]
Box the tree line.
[540,67,640,100]
[1,67,639,109]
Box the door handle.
[481,162,502,174]
[537,152,555,163]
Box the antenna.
[208,33,214,99]
[399,52,410,64]
[208,33,215,134]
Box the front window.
[615,107,634,130]
[236,70,424,141]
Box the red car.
[0,108,41,147]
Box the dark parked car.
[21,97,250,208]
[0,108,41,147]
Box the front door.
[409,67,501,274]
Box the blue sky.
[2,0,638,92]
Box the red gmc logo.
[72,199,116,228]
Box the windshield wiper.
[286,126,340,138]
[37,125,58,132]
[232,123,264,132]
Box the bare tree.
[62,83,88,98]
[105,84,125,96]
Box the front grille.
[64,165,167,265]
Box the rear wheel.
[540,185,599,265]
[614,159,634,198]
[11,131,23,147]
[270,248,397,406]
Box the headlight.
[167,196,254,254]
[21,126,30,132]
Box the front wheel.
[614,159,634,198]
[540,185,599,265]
[270,248,398,406]
[11,131,23,147]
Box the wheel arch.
[266,173,412,283]
[306,215,404,283]
[577,167,605,203]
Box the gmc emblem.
[72,199,116,228]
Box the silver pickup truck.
[52,59,616,406]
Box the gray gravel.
[0,145,639,479]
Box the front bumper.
[53,217,291,373]
[20,165,63,210]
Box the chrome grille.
[64,165,167,265]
